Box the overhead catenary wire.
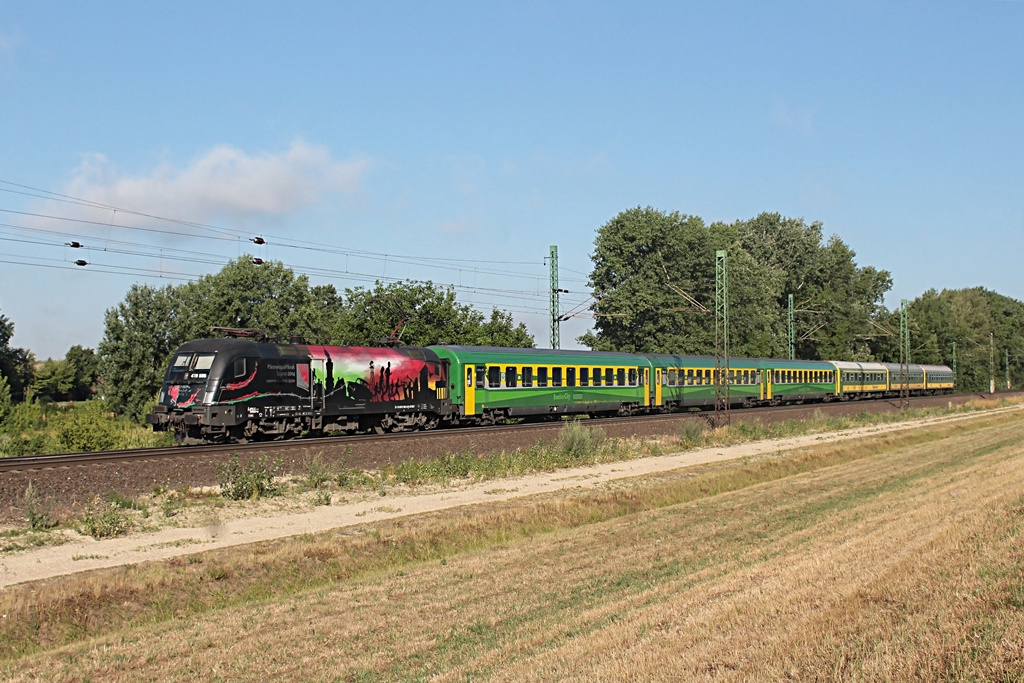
[0,178,599,322]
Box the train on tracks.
[146,331,955,444]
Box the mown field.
[2,408,1023,681]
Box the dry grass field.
[2,408,1024,681]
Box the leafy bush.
[557,420,605,462]
[51,400,121,452]
[310,487,333,506]
[0,373,11,424]
[678,420,708,447]
[21,482,56,531]
[217,454,283,500]
[0,399,171,456]
[78,497,133,539]
[336,467,375,489]
[304,452,335,489]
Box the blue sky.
[1,1,1022,359]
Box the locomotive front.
[146,339,254,443]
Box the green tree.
[64,345,99,401]
[341,280,534,347]
[0,309,34,402]
[0,373,11,424]
[98,283,181,420]
[733,213,892,361]
[889,287,1024,392]
[580,207,777,356]
[29,359,75,403]
[176,257,332,342]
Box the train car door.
[642,368,650,407]
[765,367,773,401]
[464,365,476,416]
[654,369,662,406]
[310,358,325,412]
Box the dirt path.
[1,407,1017,589]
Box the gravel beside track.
[0,392,1006,522]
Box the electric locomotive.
[146,334,451,443]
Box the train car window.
[686,369,693,386]
[580,368,589,386]
[488,366,501,388]
[552,367,563,387]
[467,368,473,387]
[605,368,614,385]
[233,358,246,378]
[505,366,517,388]
[523,367,533,387]
[194,353,216,371]
[476,367,486,388]
[566,367,576,387]
[592,367,602,386]
[667,369,676,385]
[538,367,548,387]
[614,368,624,386]
[172,354,191,368]
[628,368,638,386]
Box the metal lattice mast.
[549,245,559,350]
[788,293,795,360]
[990,332,995,394]
[1006,348,1011,390]
[899,299,909,407]
[714,250,730,425]
[952,342,957,390]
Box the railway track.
[0,391,1012,519]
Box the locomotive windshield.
[166,352,217,383]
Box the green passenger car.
[757,358,838,404]
[642,355,764,409]
[429,346,652,424]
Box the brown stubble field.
[3,409,1024,681]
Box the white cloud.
[60,140,369,228]
[66,140,368,223]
